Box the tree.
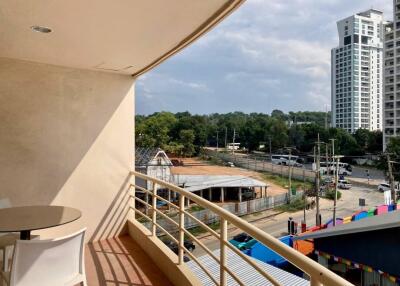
[381,137,400,181]
[179,129,195,157]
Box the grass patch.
[324,189,342,200]
[188,205,205,212]
[274,198,305,212]
[187,221,221,237]
[262,172,314,190]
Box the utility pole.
[216,130,219,151]
[332,155,343,226]
[224,127,227,149]
[269,137,272,162]
[288,148,293,204]
[315,134,321,226]
[330,138,336,176]
[325,143,329,176]
[232,129,236,154]
[387,153,396,204]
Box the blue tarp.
[249,236,292,267]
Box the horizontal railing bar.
[184,210,220,239]
[225,242,281,286]
[181,228,220,263]
[153,208,179,227]
[132,208,152,222]
[184,249,220,286]
[131,171,353,286]
[134,196,152,208]
[132,185,179,210]
[154,223,179,245]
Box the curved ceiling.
[0,0,244,76]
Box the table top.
[0,205,81,232]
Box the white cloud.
[137,0,390,115]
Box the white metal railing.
[129,170,353,286]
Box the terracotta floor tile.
[85,235,173,286]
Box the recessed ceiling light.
[31,25,52,34]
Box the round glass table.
[0,206,81,240]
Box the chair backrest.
[0,198,11,209]
[9,228,86,286]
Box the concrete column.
[200,189,204,198]
[238,188,242,203]
[186,197,190,208]
[208,188,212,201]
[220,187,225,203]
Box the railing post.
[178,194,185,265]
[152,183,157,236]
[132,180,136,220]
[220,218,227,286]
[310,276,323,286]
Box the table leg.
[20,230,31,240]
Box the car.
[377,183,399,193]
[165,240,196,254]
[241,188,256,200]
[321,177,335,188]
[226,161,235,167]
[230,233,258,250]
[338,179,352,189]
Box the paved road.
[192,185,384,257]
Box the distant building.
[383,1,400,149]
[331,9,386,133]
[135,147,173,190]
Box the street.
[192,185,384,257]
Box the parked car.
[230,233,258,250]
[241,188,256,201]
[226,161,235,167]
[377,183,399,193]
[338,179,352,189]
[165,240,195,254]
[321,177,335,188]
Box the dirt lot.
[171,157,287,196]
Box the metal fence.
[205,149,316,182]
[145,191,303,233]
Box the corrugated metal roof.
[173,175,267,192]
[293,210,400,241]
[186,249,309,286]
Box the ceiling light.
[31,26,52,34]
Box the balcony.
[0,1,354,286]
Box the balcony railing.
[129,170,354,286]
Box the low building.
[135,147,173,190]
[173,174,268,202]
[294,210,400,286]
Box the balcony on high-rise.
[0,1,354,286]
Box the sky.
[136,0,392,115]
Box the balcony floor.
[85,235,173,286]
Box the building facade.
[383,0,400,149]
[332,9,386,133]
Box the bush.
[275,198,305,212]
[325,189,342,200]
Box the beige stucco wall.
[0,57,135,241]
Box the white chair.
[0,228,87,286]
[0,199,19,272]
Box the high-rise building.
[331,9,385,133]
[383,0,400,149]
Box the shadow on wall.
[89,173,132,242]
[0,58,135,240]
[85,235,173,286]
